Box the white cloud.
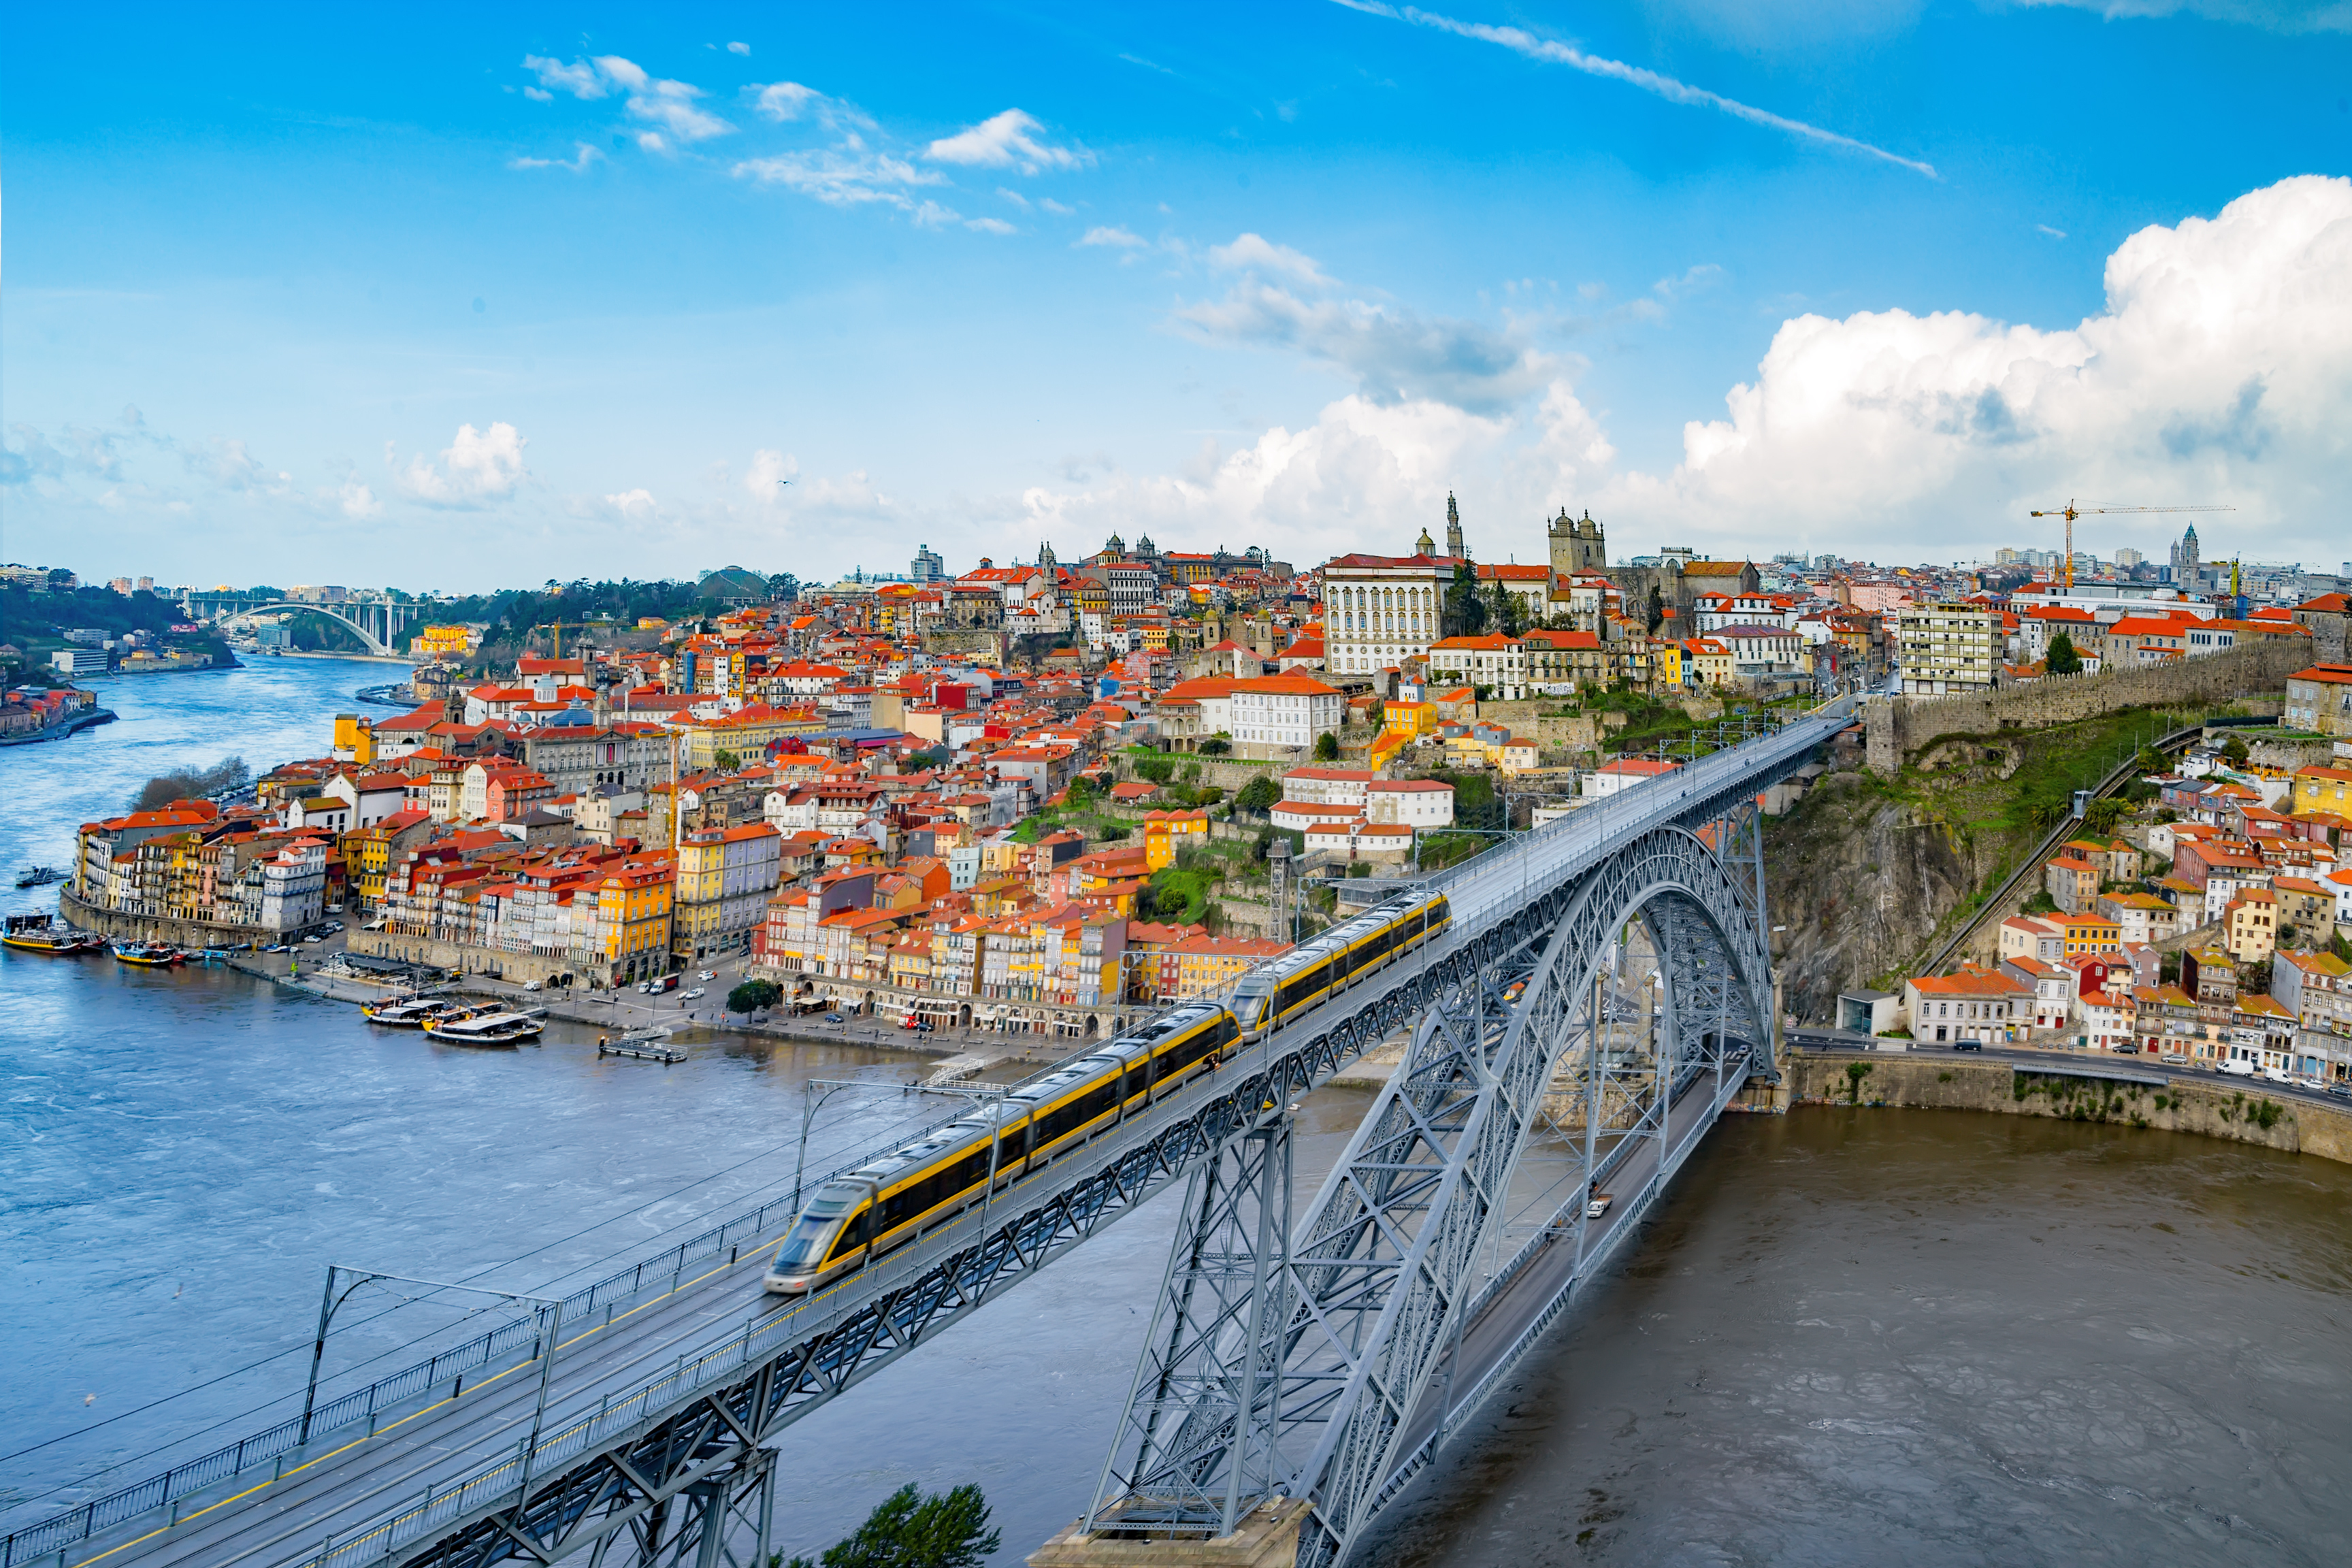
[1590,175,2352,560]
[924,109,1093,173]
[2038,224,2068,240]
[1334,1,1938,178]
[510,142,604,172]
[523,86,553,103]
[638,131,668,153]
[520,55,732,145]
[1040,197,1077,215]
[733,149,942,207]
[524,55,607,99]
[1017,387,1612,568]
[2016,0,2352,33]
[913,200,962,229]
[606,488,657,521]
[389,422,528,507]
[727,40,751,55]
[966,216,1017,235]
[1078,225,1148,249]
[997,186,1032,210]
[1209,232,1332,288]
[745,448,800,501]
[754,81,819,120]
[337,478,382,519]
[1176,278,1552,414]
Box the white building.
[1424,634,1529,700]
[1583,757,1682,798]
[1365,778,1454,827]
[1280,766,1377,808]
[1322,552,1454,678]
[1229,674,1345,758]
[1897,604,2003,695]
[259,840,327,931]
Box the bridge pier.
[1030,1497,1312,1568]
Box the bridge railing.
[3,699,1852,1568]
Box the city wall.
[1864,638,2304,774]
[1762,1049,2352,1166]
[59,887,303,947]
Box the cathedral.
[1548,507,1606,575]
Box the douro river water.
[4,658,2346,1564]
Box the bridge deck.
[33,699,1854,1568]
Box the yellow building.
[331,714,377,765]
[589,861,674,982]
[412,624,477,660]
[1173,935,1292,999]
[1654,642,1684,687]
[1141,808,1210,870]
[2291,765,2352,815]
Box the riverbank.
[0,708,116,747]
[1771,1047,2352,1164]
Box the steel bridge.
[184,593,420,657]
[10,698,1849,1568]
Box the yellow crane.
[2027,500,2233,591]
[532,621,601,659]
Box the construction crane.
[532,621,601,659]
[2027,500,2234,591]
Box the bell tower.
[1548,507,1606,575]
[1444,492,1466,559]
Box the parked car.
[2218,1058,2257,1078]
[2260,1065,2292,1085]
[1951,1040,1982,1053]
[303,935,323,944]
[523,980,542,992]
[699,969,717,981]
[2328,1083,2352,1101]
[823,1012,845,1025]
[2299,1075,2329,1092]
[682,987,706,1000]
[2160,1051,2188,1065]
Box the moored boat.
[15,866,66,889]
[2,915,103,954]
[112,941,186,967]
[423,1007,546,1046]
[361,994,462,1028]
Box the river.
[4,659,2347,1565]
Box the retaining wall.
[1774,1049,2352,1164]
[1864,639,2304,774]
[59,887,303,947]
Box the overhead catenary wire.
[0,1083,932,1487]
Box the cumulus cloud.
[966,216,1017,235]
[524,55,607,99]
[924,109,1092,173]
[1177,278,1552,414]
[727,40,751,55]
[338,478,382,519]
[1078,225,1148,249]
[389,422,528,506]
[1588,175,2352,559]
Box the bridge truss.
[15,702,1840,1568]
[1085,813,1776,1566]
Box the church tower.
[1547,507,1607,576]
[1445,492,1466,559]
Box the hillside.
[1763,703,2219,1022]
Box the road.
[1786,1031,2352,1115]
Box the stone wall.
[59,886,301,947]
[919,628,1009,666]
[1778,1049,2352,1165]
[347,928,585,987]
[1865,638,2304,774]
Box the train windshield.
[771,1194,855,1269]
[1232,978,1272,1028]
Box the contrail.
[1333,1,1939,180]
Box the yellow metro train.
[764,887,1452,1294]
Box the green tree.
[2045,631,2082,674]
[712,749,741,774]
[728,979,783,1013]
[1313,731,1341,762]
[1645,584,1665,635]
[783,1484,999,1568]
[1442,561,1487,638]
[2220,734,2251,767]
[1063,774,1097,807]
[1235,774,1280,815]
[1131,754,1176,784]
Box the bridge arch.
[1089,823,1778,1562]
[220,600,412,657]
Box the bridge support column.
[1030,1497,1312,1568]
[1082,1111,1296,1542]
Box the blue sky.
[6,1,2350,591]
